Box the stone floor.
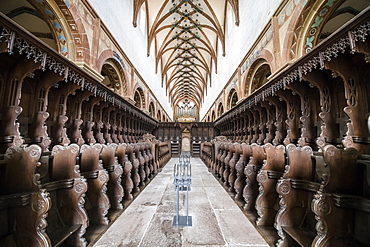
[93,158,269,247]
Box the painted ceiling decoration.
[133,0,239,112]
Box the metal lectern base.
[172,215,192,227]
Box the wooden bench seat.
[281,226,316,247]
[48,224,82,247]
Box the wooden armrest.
[42,179,74,191]
[81,170,99,179]
[282,226,315,247]
[104,165,115,172]
[0,192,31,209]
[250,165,262,172]
[267,170,284,179]
[290,179,321,192]
[48,224,81,247]
[333,193,370,213]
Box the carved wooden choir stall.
[200,7,370,247]
[1,1,370,247]
[0,13,170,246]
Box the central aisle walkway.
[93,158,269,247]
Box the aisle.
[93,158,269,247]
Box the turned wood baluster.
[234,143,252,202]
[134,144,146,186]
[223,143,234,187]
[127,144,140,193]
[243,143,265,210]
[141,143,151,180]
[255,143,285,226]
[116,143,133,203]
[79,144,110,225]
[145,143,154,177]
[101,143,124,210]
[219,144,227,181]
[228,143,242,193]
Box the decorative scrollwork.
[69,143,80,154]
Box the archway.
[217,102,224,117]
[227,88,238,110]
[181,128,191,152]
[134,87,145,109]
[148,102,155,117]
[247,59,271,95]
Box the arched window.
[0,1,59,51]
[246,59,271,95]
[134,87,145,109]
[211,110,215,121]
[217,102,224,117]
[157,110,161,121]
[148,102,155,117]
[101,62,121,93]
[303,0,369,54]
[227,89,238,110]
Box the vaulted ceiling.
[133,0,239,110]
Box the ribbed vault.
[133,0,239,117]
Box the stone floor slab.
[93,157,269,247]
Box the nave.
[93,158,269,247]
